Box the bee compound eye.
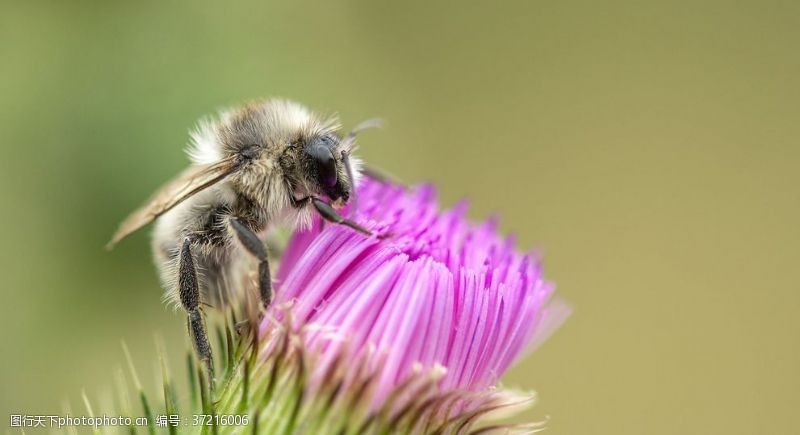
[308,143,338,188]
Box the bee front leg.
[291,195,376,236]
[178,238,214,384]
[230,218,272,310]
[310,197,373,236]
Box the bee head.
[304,133,353,205]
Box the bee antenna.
[343,118,384,151]
[341,117,383,213]
[346,118,384,140]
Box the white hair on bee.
[347,154,364,191]
[187,117,222,165]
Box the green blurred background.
[1,1,799,433]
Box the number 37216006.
[192,415,249,426]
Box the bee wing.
[107,156,239,249]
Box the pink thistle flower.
[96,178,569,434]
[266,178,570,403]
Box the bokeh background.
[1,1,799,434]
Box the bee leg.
[179,238,214,384]
[311,197,374,236]
[230,218,272,310]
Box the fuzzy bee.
[108,99,384,380]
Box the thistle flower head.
[269,178,569,405]
[97,178,569,434]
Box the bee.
[108,99,384,380]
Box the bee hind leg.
[178,238,214,385]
